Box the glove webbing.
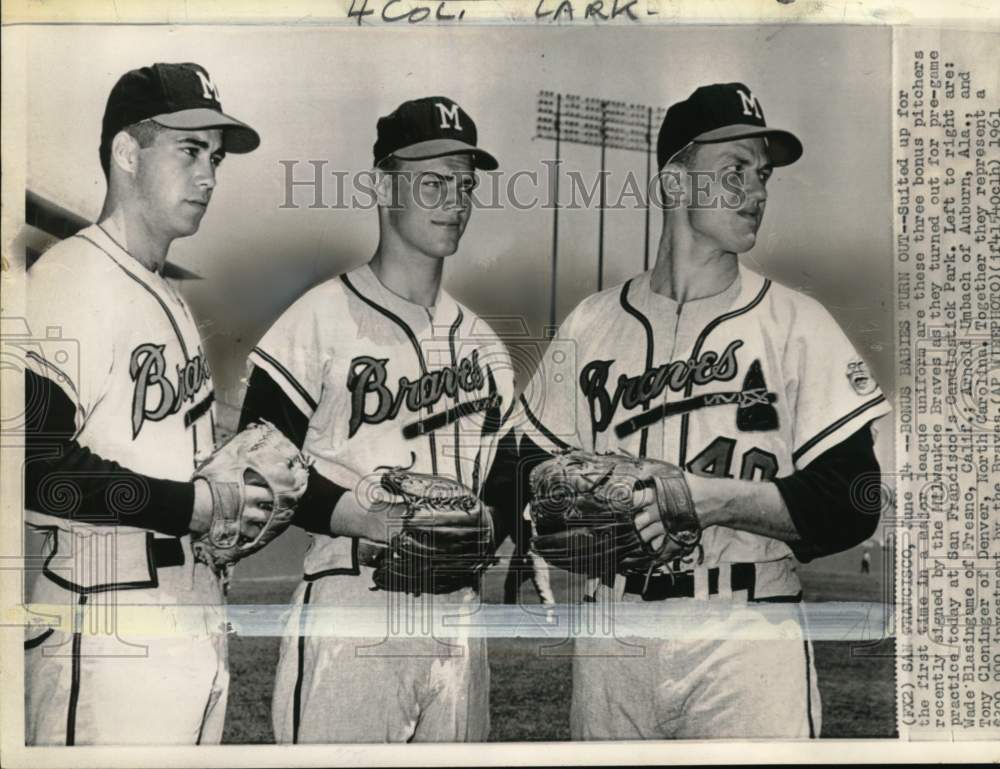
[651,474,701,548]
[636,474,702,596]
[207,481,242,548]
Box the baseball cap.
[100,62,260,173]
[656,83,802,170]
[373,96,498,170]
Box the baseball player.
[238,96,515,742]
[23,63,261,745]
[498,83,890,738]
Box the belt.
[624,563,803,602]
[150,537,185,569]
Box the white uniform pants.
[272,577,489,743]
[24,597,229,745]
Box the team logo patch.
[346,349,496,438]
[613,357,779,438]
[846,358,876,395]
[130,343,212,438]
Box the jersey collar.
[78,224,172,292]
[355,262,461,335]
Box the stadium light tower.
[537,91,666,328]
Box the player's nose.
[443,184,461,210]
[746,173,767,203]
[443,179,471,211]
[195,159,217,192]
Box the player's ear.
[374,166,398,208]
[110,130,140,176]
[656,162,689,212]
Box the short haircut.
[376,155,404,174]
[656,142,702,208]
[669,142,702,170]
[126,119,167,148]
[100,119,167,178]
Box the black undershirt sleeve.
[238,365,348,535]
[24,370,195,537]
[389,393,878,565]
[480,423,880,564]
[773,425,881,563]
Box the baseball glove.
[528,449,701,578]
[369,465,496,596]
[191,421,311,572]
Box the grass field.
[221,562,896,743]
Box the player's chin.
[426,230,464,257]
[430,245,460,259]
[726,224,758,253]
[737,232,758,252]
[172,223,203,239]
[175,210,207,237]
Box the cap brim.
[694,124,803,167]
[152,108,260,153]
[388,138,498,170]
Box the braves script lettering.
[347,349,486,437]
[580,339,743,433]
[130,343,211,438]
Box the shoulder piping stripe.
[252,346,318,413]
[792,394,887,463]
[340,275,425,368]
[25,350,80,399]
[686,279,771,396]
[75,234,191,362]
[618,279,653,457]
[447,311,465,486]
[679,279,771,467]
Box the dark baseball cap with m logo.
[373,96,498,170]
[100,62,260,174]
[657,83,803,170]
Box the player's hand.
[633,505,687,558]
[632,503,664,551]
[357,538,386,566]
[632,477,698,561]
[329,487,410,544]
[365,500,412,543]
[635,505,684,562]
[240,483,276,540]
[190,479,274,539]
[630,484,662,546]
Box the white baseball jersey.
[24,225,227,745]
[252,262,515,743]
[521,266,890,596]
[25,225,217,593]
[250,262,516,583]
[523,265,887,739]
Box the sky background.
[21,23,894,572]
